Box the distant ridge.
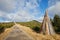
[17,20,41,28]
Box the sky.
[0,0,60,22]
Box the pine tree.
[53,14,60,33]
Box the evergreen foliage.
[53,14,60,34]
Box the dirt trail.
[3,24,34,40]
[0,24,60,40]
[16,24,60,40]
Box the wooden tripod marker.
[40,9,55,35]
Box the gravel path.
[4,25,34,40]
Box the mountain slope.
[0,24,60,40]
[17,20,41,28]
[17,20,41,32]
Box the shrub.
[32,26,40,33]
[0,26,5,34]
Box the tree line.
[52,14,60,34]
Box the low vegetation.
[51,14,60,34]
[17,20,41,33]
[0,14,60,34]
[0,22,14,34]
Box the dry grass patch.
[17,24,60,40]
[0,24,60,40]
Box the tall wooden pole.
[40,9,55,35]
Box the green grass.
[17,20,41,28]
[17,20,41,32]
[0,20,60,34]
[0,22,14,34]
[0,20,41,33]
[0,22,14,28]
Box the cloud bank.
[0,0,42,22]
[48,0,60,18]
[0,0,60,22]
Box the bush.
[0,22,14,34]
[0,26,5,34]
[53,14,60,34]
[32,26,40,33]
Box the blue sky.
[40,0,48,12]
[0,0,60,22]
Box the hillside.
[0,24,60,40]
[17,20,41,32]
[0,20,41,34]
[17,20,41,28]
[0,20,41,28]
[0,20,60,34]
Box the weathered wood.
[41,10,55,35]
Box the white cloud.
[8,11,35,22]
[36,16,44,22]
[0,0,17,12]
[0,0,42,22]
[48,0,60,18]
[35,14,44,22]
[1,0,60,22]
